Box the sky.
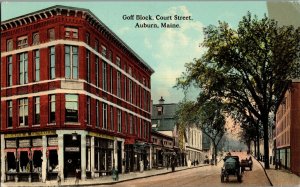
[1,1,268,104]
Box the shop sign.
[88,132,114,140]
[32,138,42,147]
[19,139,30,147]
[65,147,80,152]
[48,137,58,146]
[6,140,16,148]
[4,130,56,138]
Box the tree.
[176,98,226,165]
[176,12,300,169]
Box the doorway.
[117,141,122,173]
[64,135,81,178]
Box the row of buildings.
[0,5,210,183]
[249,1,300,177]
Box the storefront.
[125,141,149,172]
[94,137,113,177]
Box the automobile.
[240,157,253,171]
[221,156,242,183]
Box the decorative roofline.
[1,5,154,74]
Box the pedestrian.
[75,169,80,185]
[57,172,61,186]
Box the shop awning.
[31,147,43,152]
[4,149,16,153]
[17,148,31,160]
[47,146,58,150]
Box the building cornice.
[1,5,154,74]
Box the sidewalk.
[1,164,208,187]
[259,161,300,186]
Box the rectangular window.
[129,80,133,103]
[65,94,78,123]
[117,109,122,132]
[110,106,114,130]
[7,39,13,51]
[130,114,133,134]
[110,66,113,93]
[124,77,127,100]
[65,27,78,39]
[17,36,28,49]
[7,56,12,86]
[19,98,28,126]
[96,101,99,128]
[102,61,107,91]
[103,103,107,129]
[48,28,55,41]
[32,32,39,45]
[19,52,28,85]
[116,57,121,67]
[34,97,40,125]
[87,96,91,125]
[140,119,142,138]
[65,45,78,79]
[101,45,107,57]
[144,90,147,110]
[49,46,55,79]
[95,39,99,52]
[7,101,12,128]
[86,32,90,45]
[34,50,40,82]
[95,57,99,87]
[86,50,90,82]
[124,112,127,133]
[108,50,112,62]
[49,95,55,123]
[117,72,121,97]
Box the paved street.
[99,152,270,187]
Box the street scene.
[1,1,300,187]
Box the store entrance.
[64,135,81,178]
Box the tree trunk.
[254,140,257,157]
[263,123,270,169]
[256,125,260,161]
[213,143,218,165]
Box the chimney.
[159,96,165,105]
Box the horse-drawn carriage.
[221,156,242,183]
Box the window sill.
[65,122,80,125]
[32,124,40,127]
[47,123,56,126]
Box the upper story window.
[110,106,114,130]
[86,50,90,83]
[32,32,39,45]
[7,39,13,51]
[101,45,107,57]
[116,57,121,67]
[7,100,12,128]
[65,45,78,79]
[108,50,112,62]
[49,46,55,79]
[96,100,99,128]
[102,61,107,91]
[65,94,78,123]
[128,67,132,76]
[87,96,91,126]
[19,98,28,127]
[117,72,121,97]
[95,57,99,87]
[117,109,122,132]
[18,52,28,85]
[17,36,28,49]
[86,32,90,45]
[34,97,40,125]
[34,50,40,82]
[7,56,12,86]
[95,39,99,52]
[103,103,107,129]
[65,27,78,39]
[49,95,56,124]
[48,28,55,41]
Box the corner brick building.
[0,5,154,182]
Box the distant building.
[151,97,207,166]
[0,5,154,183]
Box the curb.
[64,164,209,187]
[252,156,273,186]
